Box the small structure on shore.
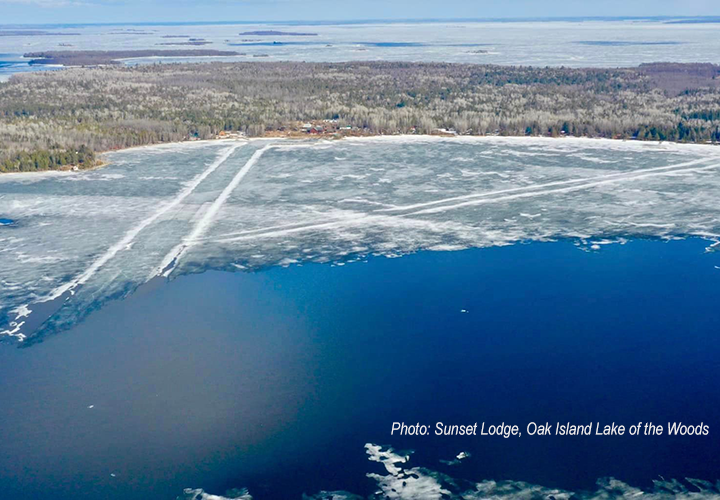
[301,123,324,134]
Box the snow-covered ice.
[2,136,720,342]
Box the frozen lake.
[3,17,720,500]
[2,136,720,342]
[3,20,720,80]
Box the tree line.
[1,61,719,172]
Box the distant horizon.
[2,0,720,26]
[2,15,720,29]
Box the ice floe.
[182,444,720,500]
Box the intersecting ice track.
[203,156,720,244]
[46,143,247,301]
[154,145,273,278]
[376,157,717,215]
[0,141,255,340]
[409,160,720,216]
[2,137,720,342]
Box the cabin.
[301,123,324,134]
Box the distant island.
[0,30,80,37]
[157,41,212,46]
[24,50,241,66]
[1,61,719,172]
[238,30,318,36]
[576,40,683,46]
[107,29,156,35]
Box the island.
[238,30,318,36]
[0,30,80,37]
[157,40,212,46]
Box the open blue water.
[0,238,718,499]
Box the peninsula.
[23,50,241,66]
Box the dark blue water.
[0,239,718,499]
[0,60,24,71]
[0,56,60,79]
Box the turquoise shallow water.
[0,238,718,499]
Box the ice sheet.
[2,136,720,342]
[3,21,720,81]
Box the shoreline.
[2,132,720,179]
[101,131,720,158]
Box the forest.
[1,61,719,172]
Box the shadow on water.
[14,276,169,347]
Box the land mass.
[1,61,719,173]
[23,50,241,66]
[157,41,212,46]
[0,30,80,37]
[238,30,318,36]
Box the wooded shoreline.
[2,60,719,173]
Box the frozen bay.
[2,136,720,341]
[3,20,720,82]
